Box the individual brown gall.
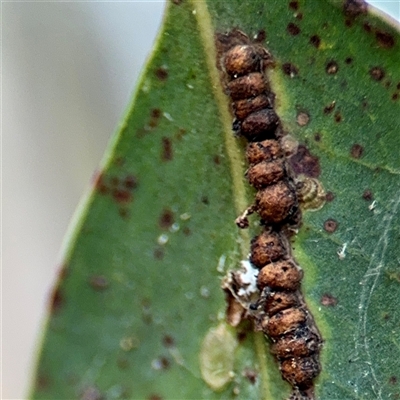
[223,44,261,77]
[263,307,307,338]
[257,260,303,291]
[233,94,272,120]
[249,230,286,268]
[240,108,279,139]
[271,327,321,359]
[227,72,267,101]
[246,160,285,189]
[263,290,299,316]
[246,139,282,165]
[280,355,321,387]
[255,181,297,223]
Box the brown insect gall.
[246,160,285,189]
[233,94,272,120]
[227,72,267,101]
[240,108,279,139]
[223,45,261,77]
[280,355,321,387]
[263,290,299,316]
[249,230,286,268]
[255,181,297,223]
[271,328,321,359]
[263,307,307,338]
[246,139,282,165]
[257,260,303,291]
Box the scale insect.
[218,30,323,397]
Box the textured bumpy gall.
[219,31,322,397]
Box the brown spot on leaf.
[254,29,266,42]
[124,175,138,190]
[282,62,299,77]
[201,196,210,205]
[155,67,168,81]
[154,247,165,260]
[149,108,162,128]
[345,57,353,64]
[370,66,385,81]
[175,128,187,140]
[363,22,372,33]
[324,101,336,114]
[362,189,373,200]
[310,35,321,48]
[287,22,301,36]
[296,112,310,126]
[162,335,175,348]
[325,191,335,202]
[334,111,342,123]
[89,275,109,291]
[112,188,131,203]
[326,60,339,74]
[172,0,182,4]
[50,287,63,313]
[243,368,258,384]
[321,293,338,306]
[183,227,191,236]
[350,143,364,159]
[161,137,173,161]
[213,155,221,165]
[392,93,399,101]
[324,218,338,233]
[119,208,130,219]
[343,0,368,17]
[113,156,125,166]
[389,376,398,385]
[148,395,163,400]
[314,132,321,142]
[375,30,395,49]
[94,173,109,195]
[159,208,174,229]
[295,12,303,20]
[36,374,51,391]
[289,145,320,178]
[289,0,299,10]
[397,82,400,90]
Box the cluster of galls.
[221,37,322,394]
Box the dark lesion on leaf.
[289,144,321,178]
[369,66,385,81]
[287,22,301,36]
[350,143,364,159]
[320,293,338,306]
[309,35,321,48]
[343,0,368,18]
[323,218,338,233]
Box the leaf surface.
[31,1,400,399]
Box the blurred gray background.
[2,1,399,398]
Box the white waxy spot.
[163,112,173,121]
[216,255,226,273]
[157,234,169,246]
[180,212,191,221]
[236,260,259,297]
[200,286,210,298]
[337,242,348,260]
[199,323,238,391]
[169,223,180,233]
[369,200,376,211]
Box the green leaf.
[31,1,400,399]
